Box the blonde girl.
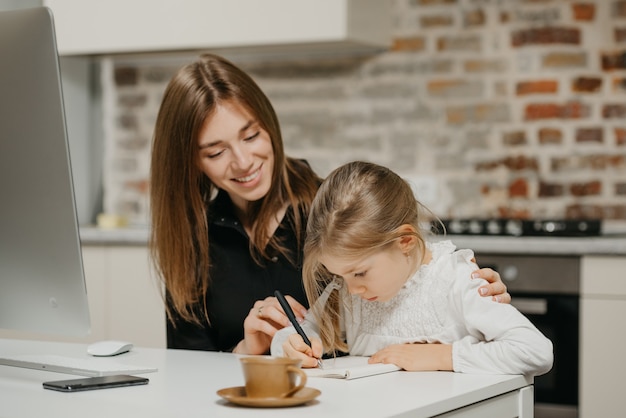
[271,161,553,376]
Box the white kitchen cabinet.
[579,255,626,418]
[82,245,166,348]
[81,245,166,348]
[43,0,391,56]
[0,245,166,348]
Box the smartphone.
[42,375,149,392]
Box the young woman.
[150,54,511,355]
[272,161,553,377]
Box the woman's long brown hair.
[150,54,321,325]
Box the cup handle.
[282,365,308,398]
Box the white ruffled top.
[271,240,553,376]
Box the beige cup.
[240,356,307,398]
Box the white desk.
[0,338,533,417]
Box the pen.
[274,290,324,369]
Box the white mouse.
[87,340,133,357]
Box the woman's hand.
[472,267,511,304]
[282,334,323,369]
[369,342,453,372]
[233,294,307,355]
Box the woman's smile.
[233,166,262,184]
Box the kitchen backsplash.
[102,0,626,226]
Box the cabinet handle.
[511,298,547,315]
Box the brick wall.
[103,0,626,225]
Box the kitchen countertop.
[79,226,626,256]
[0,338,533,418]
[80,225,151,246]
[434,234,626,256]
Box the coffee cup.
[240,356,307,398]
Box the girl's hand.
[282,334,323,369]
[233,294,307,355]
[472,267,511,304]
[368,342,453,372]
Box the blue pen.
[274,290,324,369]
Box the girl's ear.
[397,224,419,253]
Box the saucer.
[216,386,321,408]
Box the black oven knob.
[468,220,483,234]
[448,220,464,234]
[543,220,566,233]
[504,219,523,236]
[486,220,501,235]
[502,265,519,281]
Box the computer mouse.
[87,340,133,357]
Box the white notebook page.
[305,356,401,380]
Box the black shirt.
[166,191,308,352]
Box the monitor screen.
[0,7,91,337]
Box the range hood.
[44,0,391,57]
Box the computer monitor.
[0,7,91,337]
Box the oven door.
[475,253,580,418]
[512,294,579,418]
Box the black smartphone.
[42,375,149,392]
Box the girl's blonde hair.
[303,161,431,353]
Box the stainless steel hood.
[43,0,392,57]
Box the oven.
[474,253,579,418]
[437,218,596,417]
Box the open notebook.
[305,356,401,380]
